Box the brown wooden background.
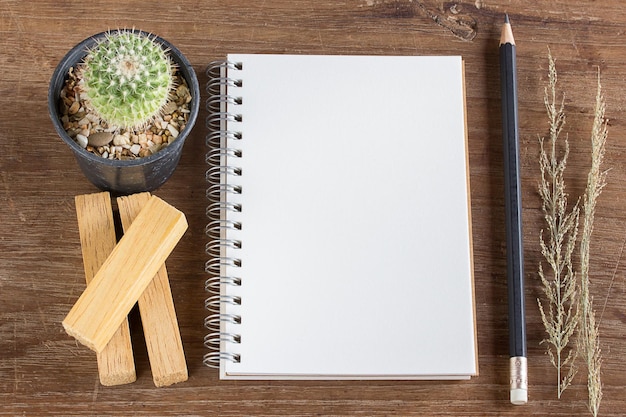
[2,1,626,415]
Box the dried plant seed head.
[81,30,174,130]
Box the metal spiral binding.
[206,201,241,218]
[204,59,244,369]
[205,238,242,257]
[205,147,242,165]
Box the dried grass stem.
[537,50,607,416]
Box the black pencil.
[499,14,528,405]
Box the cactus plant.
[81,30,174,130]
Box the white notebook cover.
[206,54,477,379]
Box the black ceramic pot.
[48,30,199,195]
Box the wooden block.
[117,192,188,387]
[63,195,188,353]
[74,192,136,386]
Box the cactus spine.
[82,30,174,130]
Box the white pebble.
[167,124,179,138]
[129,144,141,155]
[76,134,88,148]
[101,151,109,159]
[113,134,130,146]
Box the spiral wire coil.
[204,60,244,369]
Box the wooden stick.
[63,195,188,353]
[117,193,188,387]
[74,192,136,386]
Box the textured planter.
[48,30,199,195]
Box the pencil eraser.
[510,388,527,405]
[509,356,528,405]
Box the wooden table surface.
[2,1,626,415]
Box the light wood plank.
[74,192,136,386]
[117,192,188,387]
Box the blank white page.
[219,54,476,379]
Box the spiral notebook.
[204,54,477,380]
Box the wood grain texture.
[117,193,188,387]
[75,192,136,386]
[2,0,626,415]
[62,196,188,353]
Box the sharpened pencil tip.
[500,13,515,45]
